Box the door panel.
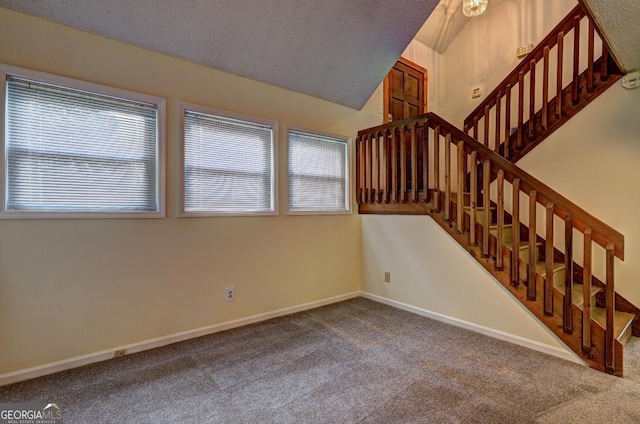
[383,58,428,195]
[384,58,427,123]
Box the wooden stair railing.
[463,4,624,164]
[356,113,633,376]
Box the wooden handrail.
[460,3,623,167]
[357,112,624,260]
[464,5,585,128]
[356,111,627,375]
[428,113,624,258]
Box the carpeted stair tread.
[560,283,601,309]
[592,308,636,345]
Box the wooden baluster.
[496,170,505,270]
[400,126,407,203]
[365,134,372,203]
[433,126,441,212]
[356,135,362,204]
[529,59,536,139]
[372,132,379,203]
[545,203,555,315]
[563,215,574,334]
[411,123,418,202]
[512,178,521,286]
[587,20,595,93]
[378,131,385,203]
[461,140,468,194]
[473,116,479,141]
[528,190,537,300]
[483,105,490,147]
[457,140,465,234]
[383,129,391,204]
[391,128,398,203]
[605,243,615,373]
[517,71,524,149]
[601,44,609,81]
[444,134,452,222]
[542,47,550,130]
[422,124,429,203]
[583,228,593,352]
[470,151,478,245]
[572,16,581,105]
[483,160,491,257]
[504,84,511,159]
[556,31,564,118]
[378,132,384,202]
[494,93,501,153]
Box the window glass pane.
[5,76,159,212]
[288,129,348,212]
[183,110,274,213]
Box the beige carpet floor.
[1,297,639,423]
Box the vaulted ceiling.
[0,0,637,111]
[0,0,439,110]
[581,0,640,72]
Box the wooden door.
[383,57,428,123]
[383,58,428,196]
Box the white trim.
[284,123,352,216]
[0,63,166,219]
[0,292,359,387]
[360,292,586,366]
[178,102,279,218]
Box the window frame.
[0,64,166,219]
[179,102,279,217]
[285,124,352,216]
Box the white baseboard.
[0,292,360,387]
[361,292,584,366]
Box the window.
[1,66,165,218]
[287,127,350,213]
[181,104,277,215]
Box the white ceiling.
[582,0,640,72]
[1,0,637,111]
[0,0,439,110]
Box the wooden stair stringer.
[427,207,623,375]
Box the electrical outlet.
[114,349,126,358]
[225,286,235,302]
[384,272,391,283]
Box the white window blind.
[183,109,275,214]
[288,129,349,212]
[4,75,160,214]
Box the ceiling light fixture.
[463,0,488,17]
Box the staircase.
[462,4,624,164]
[356,113,634,375]
[354,2,636,376]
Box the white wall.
[361,0,640,362]
[433,0,640,306]
[440,0,577,126]
[401,40,445,114]
[0,7,380,375]
[516,83,640,307]
[360,215,574,357]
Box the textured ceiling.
[0,0,439,110]
[582,0,640,72]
